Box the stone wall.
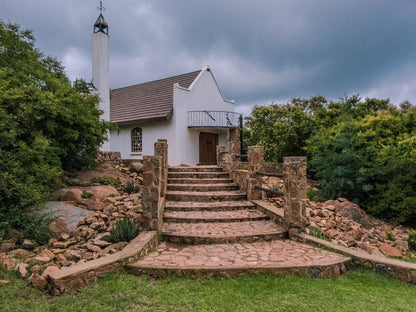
[96,151,122,167]
[141,140,168,231]
[283,157,307,237]
[47,231,158,295]
[219,130,307,233]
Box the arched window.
[131,127,142,152]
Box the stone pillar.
[228,128,241,165]
[154,139,168,198]
[248,145,264,173]
[283,157,307,237]
[142,155,162,231]
[246,146,265,200]
[217,145,227,167]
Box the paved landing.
[128,240,350,277]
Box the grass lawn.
[1,269,415,312]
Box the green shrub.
[93,176,121,186]
[81,190,94,199]
[309,226,331,241]
[270,184,280,192]
[0,206,56,246]
[124,181,139,194]
[408,230,416,251]
[307,188,316,201]
[386,231,396,242]
[108,193,116,197]
[110,218,139,243]
[67,178,81,186]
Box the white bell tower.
[92,1,110,151]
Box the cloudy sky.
[1,0,416,116]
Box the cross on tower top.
[97,1,105,14]
[94,1,108,34]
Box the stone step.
[162,221,287,244]
[165,200,257,212]
[168,166,223,173]
[163,210,269,223]
[168,172,230,179]
[168,178,234,185]
[166,191,247,202]
[127,241,350,278]
[167,183,239,192]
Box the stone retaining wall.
[47,231,158,295]
[299,233,416,284]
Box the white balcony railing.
[188,111,242,128]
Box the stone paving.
[163,220,284,237]
[165,200,256,211]
[129,240,350,277]
[164,209,268,222]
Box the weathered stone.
[335,199,373,229]
[30,264,41,274]
[64,250,82,261]
[395,240,409,254]
[21,239,35,250]
[0,241,16,252]
[379,244,402,257]
[17,263,28,278]
[33,256,51,264]
[41,265,59,279]
[7,248,32,259]
[93,240,112,248]
[2,258,20,271]
[85,244,102,253]
[59,233,70,241]
[50,188,82,202]
[31,273,47,290]
[0,280,9,285]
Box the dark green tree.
[0,21,114,241]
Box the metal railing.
[188,111,242,128]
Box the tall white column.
[92,25,110,151]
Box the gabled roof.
[110,70,201,125]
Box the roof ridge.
[112,70,201,91]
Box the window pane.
[131,127,142,152]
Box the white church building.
[92,11,241,166]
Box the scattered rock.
[0,280,9,285]
[17,263,29,278]
[31,273,47,290]
[21,240,35,250]
[379,244,402,257]
[41,265,59,279]
[33,256,51,264]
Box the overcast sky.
[1,0,416,116]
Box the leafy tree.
[245,96,327,162]
[0,21,114,242]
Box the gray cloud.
[1,0,416,115]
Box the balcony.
[188,111,242,128]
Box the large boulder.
[330,198,374,229]
[50,188,82,202]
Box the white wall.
[111,67,235,165]
[173,67,235,165]
[110,118,176,160]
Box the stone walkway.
[128,240,349,277]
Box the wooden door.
[199,132,218,165]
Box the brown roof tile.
[110,70,201,124]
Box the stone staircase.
[162,166,287,244]
[127,165,350,278]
